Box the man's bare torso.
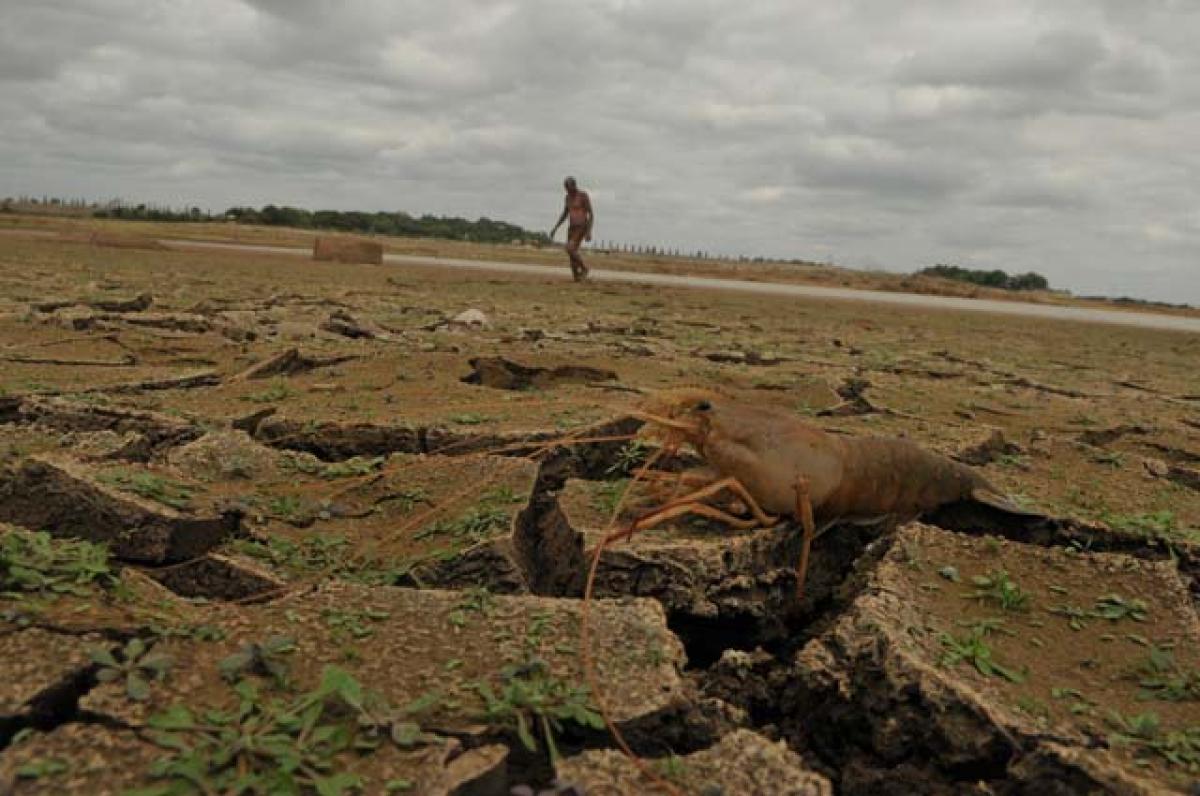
[565,191,591,227]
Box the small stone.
[938,565,961,583]
[1143,458,1170,478]
[451,308,491,329]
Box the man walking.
[550,176,594,281]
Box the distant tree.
[917,264,1050,291]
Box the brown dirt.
[0,225,1197,794]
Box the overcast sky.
[2,1,1198,303]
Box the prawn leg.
[794,476,817,600]
[616,476,777,542]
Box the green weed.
[605,440,650,477]
[939,629,1026,683]
[1107,710,1200,773]
[241,379,295,404]
[1093,594,1149,623]
[140,666,432,795]
[90,638,172,702]
[473,658,604,762]
[968,570,1030,612]
[218,635,297,688]
[1136,646,1200,702]
[98,469,194,511]
[0,529,113,598]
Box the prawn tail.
[970,486,1044,517]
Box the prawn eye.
[695,399,712,412]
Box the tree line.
[917,264,1050,291]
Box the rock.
[953,428,1024,466]
[556,730,831,795]
[554,480,885,648]
[0,455,239,564]
[113,311,212,334]
[88,292,153,313]
[1078,424,1153,448]
[703,350,786,366]
[229,348,357,381]
[143,552,285,601]
[0,628,102,725]
[256,416,423,460]
[789,523,1200,794]
[461,357,618,391]
[82,582,689,741]
[1144,457,1171,478]
[450,308,492,330]
[0,723,507,796]
[10,399,199,457]
[320,309,383,339]
[166,429,279,481]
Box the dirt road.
[163,238,1200,334]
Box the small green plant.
[319,456,386,479]
[1107,710,1200,772]
[1100,510,1180,539]
[241,379,295,404]
[380,487,429,513]
[417,507,509,543]
[322,608,390,641]
[449,412,491,425]
[473,658,604,762]
[591,479,629,517]
[1136,646,1200,702]
[1050,604,1091,631]
[141,666,428,795]
[268,494,307,520]
[939,629,1026,683]
[1093,594,1149,623]
[1,529,112,598]
[234,534,354,577]
[98,469,194,511]
[968,570,1030,612]
[448,587,495,628]
[605,440,650,476]
[1092,450,1125,468]
[90,638,172,701]
[218,635,297,688]
[15,758,68,781]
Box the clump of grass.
[449,412,492,425]
[1136,646,1200,703]
[90,638,172,702]
[939,629,1026,683]
[1093,593,1149,623]
[968,570,1030,612]
[591,479,629,517]
[1,529,113,598]
[1107,710,1200,773]
[218,635,297,688]
[241,379,295,404]
[473,658,604,762]
[98,468,194,511]
[416,489,520,543]
[605,440,651,477]
[143,666,436,794]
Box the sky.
[2,1,1198,304]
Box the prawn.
[627,389,1035,597]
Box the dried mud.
[0,228,1197,794]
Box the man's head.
[564,176,577,193]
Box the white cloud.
[1,0,1198,303]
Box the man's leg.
[567,227,588,281]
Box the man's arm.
[584,193,594,241]
[550,205,568,239]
